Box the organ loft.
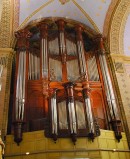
[7,19,122,146]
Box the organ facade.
[9,19,122,145]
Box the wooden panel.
[25,80,46,131]
[91,90,107,129]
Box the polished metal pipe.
[28,52,31,80]
[41,38,44,77]
[99,54,119,120]
[15,51,26,120]
[101,54,119,120]
[21,51,26,120]
[99,55,114,119]
[17,51,23,120]
[77,41,83,73]
[15,52,21,120]
[51,91,58,135]
[18,51,23,119]
[81,42,87,74]
[68,102,77,134]
[42,38,48,78]
[85,97,94,134]
[45,39,48,78]
[77,40,86,75]
[31,52,34,80]
[60,32,65,54]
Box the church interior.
[0,0,130,159]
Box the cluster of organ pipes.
[98,37,122,141]
[87,55,99,81]
[28,52,40,80]
[99,39,120,120]
[66,39,77,55]
[49,38,59,55]
[57,20,67,64]
[13,19,123,145]
[15,51,26,121]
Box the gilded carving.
[103,0,118,36]
[119,7,130,56]
[0,0,12,48]
[13,0,20,31]
[110,0,130,55]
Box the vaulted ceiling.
[18,0,112,33]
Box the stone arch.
[109,0,130,55]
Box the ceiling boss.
[59,0,70,5]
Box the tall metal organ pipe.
[98,37,122,141]
[40,24,48,79]
[56,20,66,64]
[39,23,49,96]
[15,51,26,121]
[14,30,31,145]
[75,25,87,79]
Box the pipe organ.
[11,19,122,145]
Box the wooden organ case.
[11,19,122,145]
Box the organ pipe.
[28,51,40,80]
[39,23,49,96]
[83,88,95,139]
[75,25,87,79]
[39,23,48,79]
[57,20,66,64]
[51,89,58,142]
[98,37,122,141]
